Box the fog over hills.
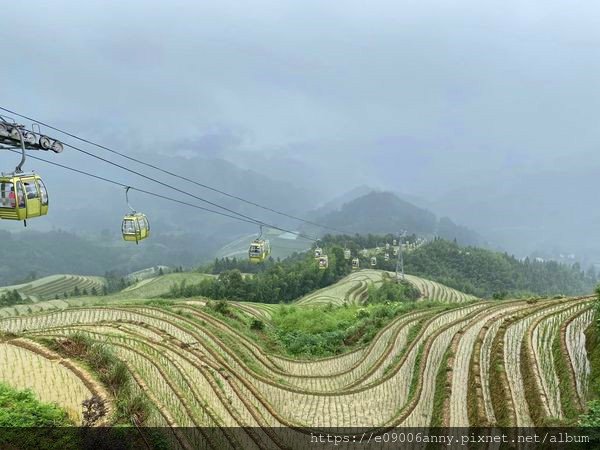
[2,0,600,268]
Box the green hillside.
[403,239,597,298]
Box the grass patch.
[382,320,425,376]
[430,348,453,427]
[519,332,546,425]
[489,325,511,426]
[272,302,433,358]
[585,322,600,402]
[552,332,580,423]
[408,343,424,398]
[44,332,151,425]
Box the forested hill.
[403,239,597,298]
[311,191,482,245]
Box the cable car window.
[123,220,135,234]
[23,181,38,199]
[16,182,25,208]
[37,179,48,206]
[143,217,149,231]
[0,182,15,208]
[138,217,146,230]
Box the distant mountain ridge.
[311,191,482,245]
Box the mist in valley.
[2,0,600,279]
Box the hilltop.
[310,191,482,245]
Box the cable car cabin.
[385,243,390,250]
[393,247,399,256]
[249,239,271,263]
[344,249,351,260]
[393,239,397,246]
[384,253,390,261]
[122,213,150,244]
[370,256,377,267]
[314,247,323,258]
[0,173,48,223]
[352,258,360,270]
[318,255,329,269]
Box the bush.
[250,319,265,331]
[0,383,72,426]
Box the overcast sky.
[2,0,600,201]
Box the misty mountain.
[311,191,481,245]
[33,153,316,239]
[311,185,375,216]
[0,229,222,285]
[430,161,600,264]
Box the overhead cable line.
[4,148,317,241]
[0,106,349,235]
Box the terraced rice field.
[0,277,595,447]
[0,338,110,423]
[0,274,106,302]
[296,270,477,307]
[114,272,213,299]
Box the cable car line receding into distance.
[0,106,349,236]
[4,148,318,242]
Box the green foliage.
[0,383,72,426]
[249,318,265,331]
[168,247,353,303]
[402,239,596,297]
[271,302,425,357]
[209,256,276,274]
[579,400,600,427]
[0,289,27,307]
[367,279,421,304]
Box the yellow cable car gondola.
[352,258,360,270]
[343,249,351,260]
[370,256,377,267]
[384,253,390,262]
[318,255,329,269]
[314,247,323,258]
[249,226,271,263]
[0,126,48,226]
[122,187,149,244]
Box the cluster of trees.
[367,279,421,303]
[204,256,279,274]
[401,239,597,298]
[169,247,352,303]
[318,233,419,252]
[0,290,28,307]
